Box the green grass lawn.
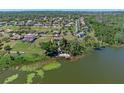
[31,26,50,31]
[12,40,43,54]
[0,26,51,32]
[0,26,20,31]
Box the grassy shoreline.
[0,46,95,72]
[1,45,123,84]
[111,44,124,48]
[1,44,124,72]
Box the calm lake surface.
[1,47,124,84]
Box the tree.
[114,31,124,44]
[40,38,84,56]
[40,41,58,57]
[66,40,84,56]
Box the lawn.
[12,40,43,54]
[0,26,20,31]
[31,26,50,31]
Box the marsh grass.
[20,65,37,72]
[26,73,35,84]
[42,62,61,71]
[3,60,61,83]
[4,74,19,84]
[19,63,42,72]
[36,69,44,78]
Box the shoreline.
[111,44,124,48]
[1,45,124,72]
[0,54,86,72]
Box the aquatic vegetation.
[4,74,19,84]
[19,64,45,83]
[2,60,61,83]
[42,62,61,71]
[20,65,36,72]
[19,64,42,72]
[25,69,44,83]
[36,69,44,78]
[26,73,35,84]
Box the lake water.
[1,48,124,84]
[42,48,124,84]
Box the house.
[34,23,43,26]
[53,31,61,35]
[26,20,34,26]
[17,21,25,26]
[58,53,71,59]
[0,29,4,32]
[53,31,63,41]
[38,31,47,37]
[11,33,23,40]
[29,30,36,34]
[53,35,63,41]
[0,22,6,26]
[22,34,36,42]
[80,17,86,26]
[5,29,13,33]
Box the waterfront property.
[0,11,124,84]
